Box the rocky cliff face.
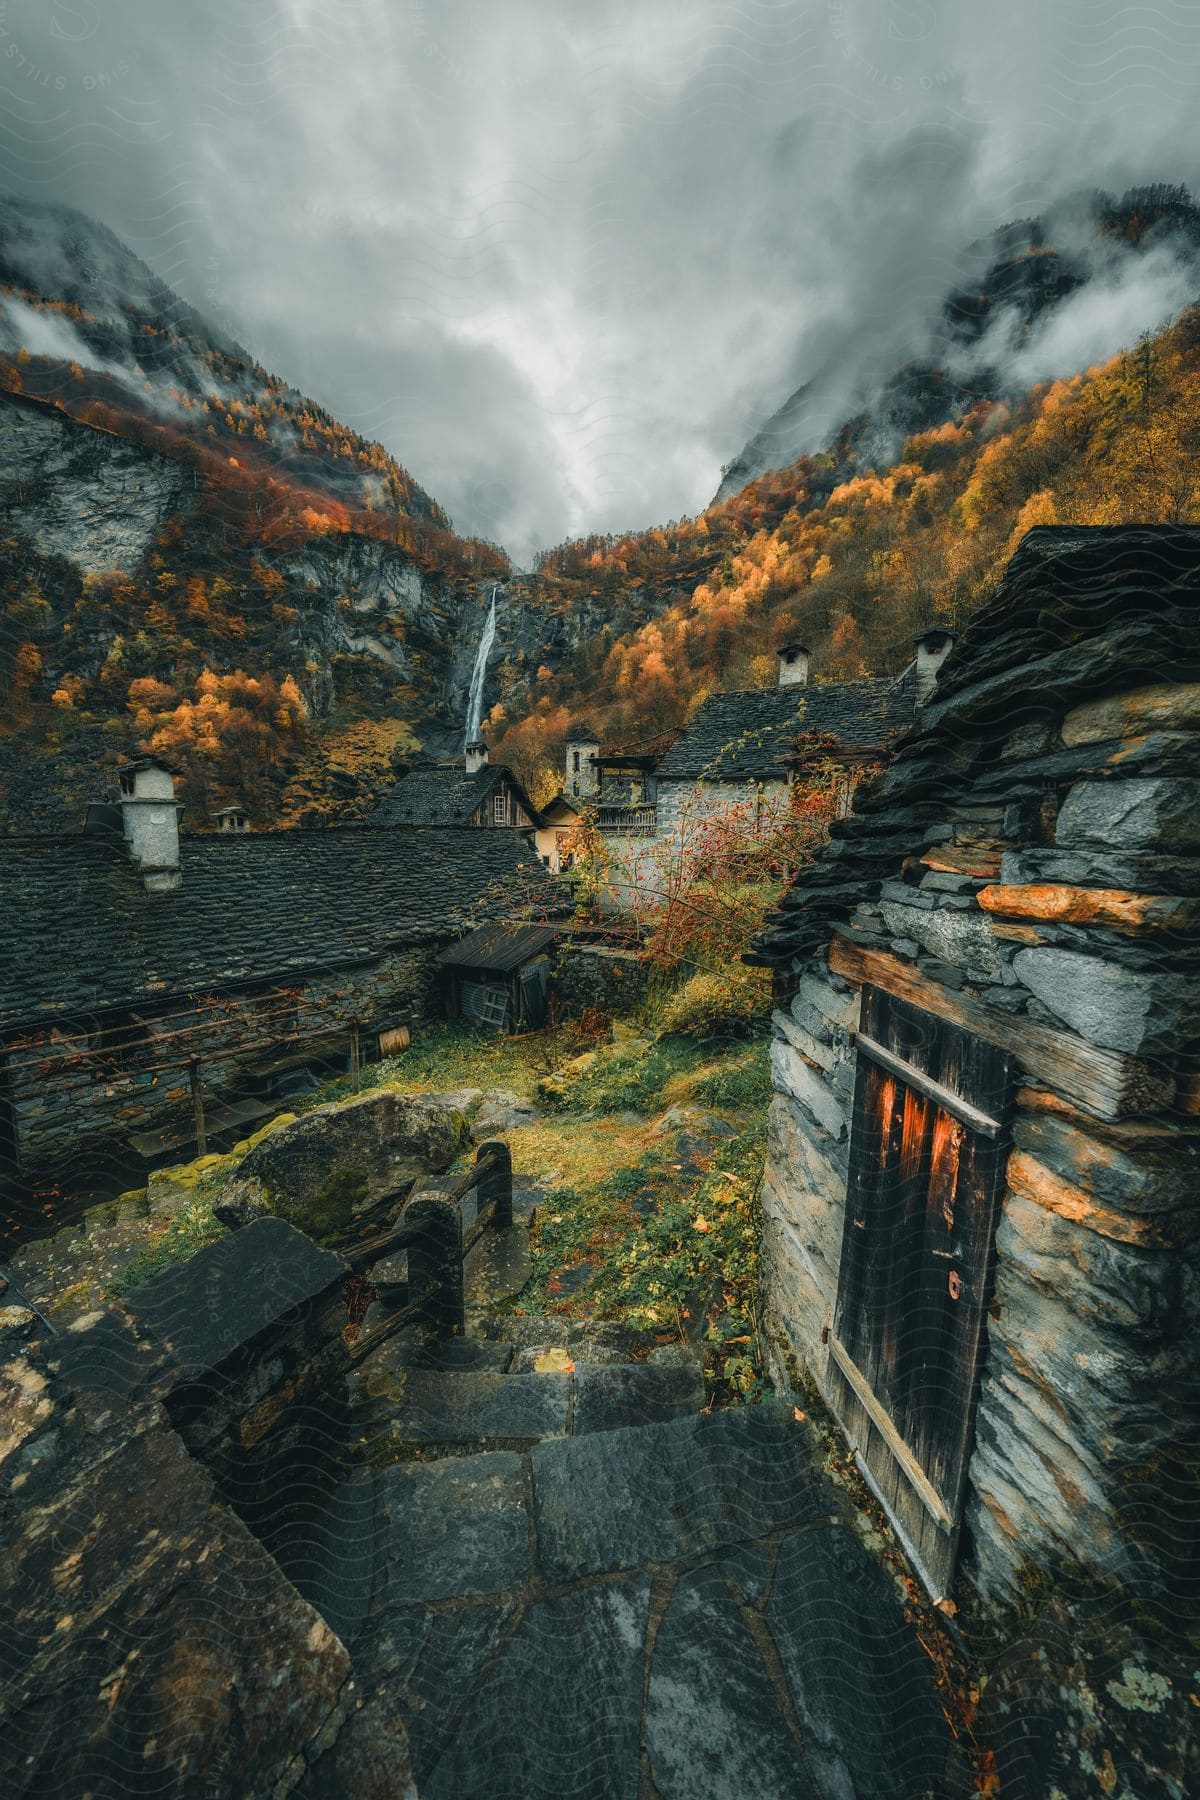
[3,389,191,574]
[0,384,625,824]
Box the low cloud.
[1,1,1199,556]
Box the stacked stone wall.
[5,943,445,1174]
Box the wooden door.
[828,985,1014,1598]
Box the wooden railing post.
[475,1139,512,1230]
[403,1194,464,1336]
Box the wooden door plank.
[827,1335,953,1529]
[854,1031,1004,1135]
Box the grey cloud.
[1,0,1199,559]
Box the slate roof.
[655,676,919,783]
[368,762,540,828]
[0,825,557,1032]
[749,524,1200,970]
[435,922,560,973]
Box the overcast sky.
[2,1,1199,562]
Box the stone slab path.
[294,1326,959,1799]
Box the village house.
[368,738,541,831]
[749,524,1199,1777]
[532,790,582,872]
[568,634,954,909]
[0,757,553,1191]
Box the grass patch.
[691,1043,773,1114]
[106,1199,224,1298]
[295,1020,567,1112]
[559,1035,707,1116]
[503,1064,770,1404]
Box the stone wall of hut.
[756,528,1199,1629]
[3,942,446,1176]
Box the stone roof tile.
[0,826,554,1030]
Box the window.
[572,751,580,772]
[493,792,508,824]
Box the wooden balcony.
[596,804,657,835]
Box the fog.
[2,1,1198,560]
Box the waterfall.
[464,586,500,744]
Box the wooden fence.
[335,1139,514,1361]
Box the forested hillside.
[0,198,509,828]
[490,302,1200,795]
[4,188,1199,825]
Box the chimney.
[465,739,489,776]
[778,643,810,688]
[118,757,182,893]
[565,729,599,800]
[216,806,250,834]
[913,628,956,704]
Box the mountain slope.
[490,290,1200,792]
[715,185,1200,502]
[0,197,519,828]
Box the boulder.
[651,1104,737,1169]
[423,1087,483,1116]
[220,1091,467,1240]
[213,1190,268,1232]
[472,1090,540,1137]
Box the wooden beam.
[827,1335,953,1529]
[920,843,1004,879]
[829,935,1172,1122]
[978,883,1200,936]
[853,1031,1004,1136]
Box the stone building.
[0,758,551,1193]
[369,739,541,831]
[532,791,581,872]
[578,638,949,910]
[750,525,1198,1782]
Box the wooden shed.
[437,922,561,1032]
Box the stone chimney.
[216,806,250,834]
[913,628,956,704]
[565,730,599,801]
[465,740,489,776]
[118,757,182,893]
[778,643,810,688]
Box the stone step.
[463,1221,532,1319]
[476,1313,656,1364]
[381,1369,573,1450]
[363,1359,705,1455]
[338,1404,957,1798]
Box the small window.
[493,792,507,824]
[572,751,580,772]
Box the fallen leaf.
[532,1348,575,1374]
[793,1408,806,1422]
[934,1596,958,1616]
[692,1216,712,1233]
